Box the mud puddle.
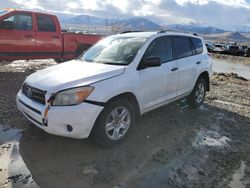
[229,161,250,188]
[213,58,250,79]
[0,124,38,188]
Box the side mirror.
[138,57,161,70]
[0,21,14,29]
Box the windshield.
[82,36,147,65]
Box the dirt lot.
[0,60,249,188]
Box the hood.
[25,59,125,92]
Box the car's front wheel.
[92,98,135,147]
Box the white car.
[16,31,212,146]
[213,44,225,53]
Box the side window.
[0,13,32,30]
[191,38,203,54]
[172,36,193,59]
[37,15,56,32]
[144,37,173,63]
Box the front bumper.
[16,90,103,139]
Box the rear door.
[171,36,197,96]
[139,36,178,111]
[0,12,36,59]
[34,14,62,59]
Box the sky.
[1,0,250,29]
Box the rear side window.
[172,36,193,59]
[191,38,203,54]
[0,13,32,30]
[37,15,56,32]
[144,37,173,63]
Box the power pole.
[87,16,89,32]
[105,19,108,34]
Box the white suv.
[16,31,212,146]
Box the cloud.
[175,0,250,8]
[1,0,250,29]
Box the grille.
[22,83,46,105]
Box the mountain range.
[63,15,161,30]
[204,31,250,42]
[166,24,226,34]
[57,13,250,36]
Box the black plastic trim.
[23,112,42,126]
[84,100,106,107]
[19,100,41,115]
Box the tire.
[54,59,64,63]
[75,44,91,57]
[91,98,135,147]
[187,78,207,108]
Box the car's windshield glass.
[81,36,147,65]
[0,10,9,16]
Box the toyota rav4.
[16,31,212,146]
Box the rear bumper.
[16,90,103,139]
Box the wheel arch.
[198,71,210,92]
[75,43,92,57]
[90,92,141,144]
[105,92,141,119]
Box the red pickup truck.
[0,10,105,61]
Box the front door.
[138,36,178,111]
[0,12,36,60]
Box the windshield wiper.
[95,60,127,66]
[81,58,93,62]
[103,62,127,66]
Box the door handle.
[25,35,33,38]
[52,36,59,39]
[171,67,178,71]
[196,61,201,65]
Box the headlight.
[52,86,94,106]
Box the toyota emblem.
[27,88,32,98]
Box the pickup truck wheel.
[75,44,91,57]
[54,59,64,63]
[92,98,135,147]
[187,78,206,108]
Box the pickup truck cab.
[16,31,212,147]
[0,10,104,61]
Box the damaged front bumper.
[16,90,103,139]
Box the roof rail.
[158,30,199,36]
[157,30,174,33]
[119,30,144,34]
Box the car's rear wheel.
[187,78,207,108]
[92,98,135,147]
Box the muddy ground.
[0,60,249,188]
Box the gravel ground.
[0,60,249,188]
